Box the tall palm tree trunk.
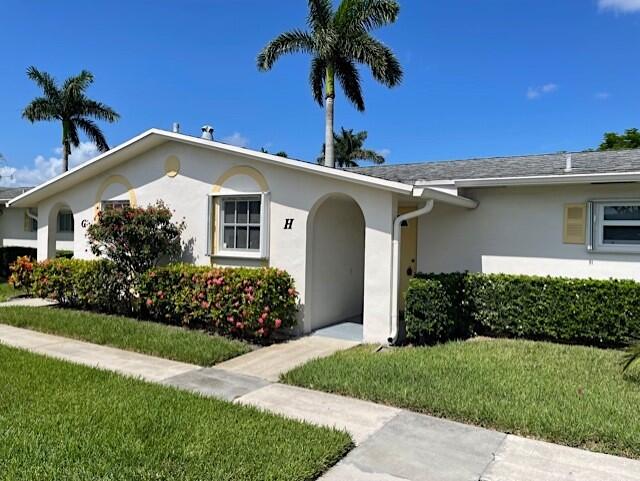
[324,66,335,168]
[62,121,70,172]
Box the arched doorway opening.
[48,203,74,257]
[305,194,365,331]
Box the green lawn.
[0,306,250,366]
[0,345,351,480]
[0,281,23,301]
[282,339,640,459]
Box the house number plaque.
[283,218,294,230]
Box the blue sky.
[1,0,639,185]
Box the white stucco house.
[8,126,640,343]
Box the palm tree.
[317,127,385,167]
[22,67,120,172]
[257,0,402,168]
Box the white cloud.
[599,0,640,13]
[222,132,249,148]
[526,83,558,100]
[0,142,99,187]
[376,148,392,158]
[595,91,611,100]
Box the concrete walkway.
[1,324,639,481]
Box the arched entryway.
[47,202,74,257]
[305,194,365,331]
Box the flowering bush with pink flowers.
[20,258,299,341]
[138,264,298,339]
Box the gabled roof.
[349,148,640,185]
[9,128,421,208]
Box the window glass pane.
[603,226,640,245]
[102,200,130,211]
[237,201,248,223]
[249,201,261,224]
[236,226,248,249]
[604,205,640,221]
[58,212,74,232]
[249,226,260,250]
[223,201,236,224]
[223,226,235,248]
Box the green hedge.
[24,258,298,340]
[406,272,640,347]
[0,246,37,279]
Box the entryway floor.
[312,321,363,342]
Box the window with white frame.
[590,200,640,252]
[221,197,261,251]
[57,210,74,233]
[207,193,269,259]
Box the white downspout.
[388,200,434,345]
[26,208,38,222]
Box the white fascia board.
[453,171,640,188]
[9,128,413,207]
[8,129,164,207]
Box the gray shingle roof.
[0,187,33,201]
[347,148,640,184]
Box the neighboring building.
[8,127,640,343]
[0,187,74,251]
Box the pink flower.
[274,318,282,329]
[201,301,210,309]
[235,322,244,330]
[146,298,153,306]
[226,315,234,323]
[288,288,295,296]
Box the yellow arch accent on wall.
[94,175,137,213]
[211,165,269,193]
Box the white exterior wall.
[0,206,73,251]
[33,142,395,342]
[418,183,640,280]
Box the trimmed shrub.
[138,264,298,339]
[8,256,35,292]
[31,259,127,312]
[25,258,298,340]
[466,273,640,347]
[406,272,640,347]
[0,246,37,279]
[405,278,454,344]
[55,250,74,259]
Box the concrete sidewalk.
[1,324,639,481]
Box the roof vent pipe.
[564,154,572,173]
[172,122,180,133]
[201,125,214,141]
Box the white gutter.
[422,171,640,188]
[388,200,434,345]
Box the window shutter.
[23,212,30,232]
[563,203,586,244]
[206,195,213,256]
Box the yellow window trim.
[94,175,137,215]
[212,165,269,193]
